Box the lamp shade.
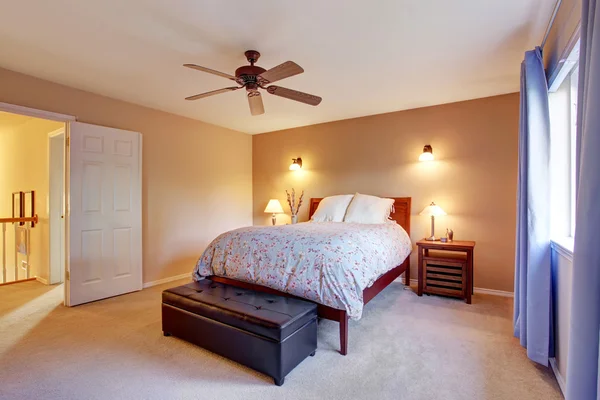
[289,157,302,171]
[419,145,434,161]
[419,202,447,216]
[264,199,284,214]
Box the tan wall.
[0,67,253,284]
[253,93,519,292]
[0,115,63,282]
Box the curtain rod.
[541,0,563,49]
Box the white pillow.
[311,195,354,222]
[344,193,394,224]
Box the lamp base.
[271,214,277,226]
[424,236,438,241]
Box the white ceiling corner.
[0,0,555,134]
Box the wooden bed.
[209,196,412,355]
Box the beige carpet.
[0,279,561,400]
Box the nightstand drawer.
[423,257,466,298]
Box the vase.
[291,215,298,224]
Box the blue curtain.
[513,47,552,366]
[566,1,600,399]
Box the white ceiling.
[0,0,554,134]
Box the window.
[569,66,578,237]
[548,44,579,241]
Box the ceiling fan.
[184,50,322,116]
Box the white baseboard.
[406,278,514,298]
[549,357,566,396]
[144,273,514,297]
[36,276,48,285]
[143,273,191,289]
[473,287,514,298]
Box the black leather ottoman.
[162,280,317,386]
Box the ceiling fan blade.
[185,86,240,101]
[266,86,322,106]
[258,61,304,84]
[183,64,238,81]
[248,91,265,116]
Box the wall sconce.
[419,145,434,162]
[289,157,303,171]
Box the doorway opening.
[0,102,143,308]
[0,110,66,305]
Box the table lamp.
[264,199,284,225]
[419,202,447,241]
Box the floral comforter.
[193,222,412,320]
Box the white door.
[65,122,142,306]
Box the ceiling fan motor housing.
[236,50,266,90]
[235,65,267,90]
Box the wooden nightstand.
[416,240,476,304]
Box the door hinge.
[66,137,70,146]
[66,270,70,281]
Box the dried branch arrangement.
[285,188,304,216]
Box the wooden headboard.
[308,197,412,235]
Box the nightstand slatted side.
[424,258,466,297]
[417,240,475,304]
[427,272,462,282]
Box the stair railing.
[1,191,38,284]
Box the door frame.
[48,128,66,285]
[0,102,76,122]
[0,102,76,304]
